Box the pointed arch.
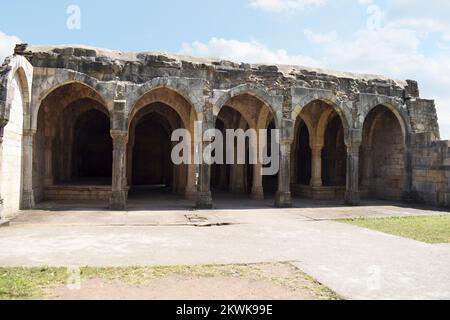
[0,57,33,217]
[32,80,110,130]
[213,84,281,129]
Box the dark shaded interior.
[72,109,112,182]
[132,113,172,187]
[322,115,346,186]
[296,121,312,185]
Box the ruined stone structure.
[0,44,449,218]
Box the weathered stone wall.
[1,74,23,217]
[411,133,450,207]
[408,99,449,207]
[407,99,440,139]
[371,111,405,200]
[0,44,449,211]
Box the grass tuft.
[340,215,450,244]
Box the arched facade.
[291,99,349,200]
[127,87,198,202]
[1,69,27,215]
[1,45,446,213]
[0,55,33,218]
[33,82,113,203]
[212,90,278,201]
[360,104,407,200]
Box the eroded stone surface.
[0,43,449,217]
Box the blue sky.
[1,0,450,138]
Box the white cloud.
[299,2,450,139]
[385,0,450,41]
[0,31,21,64]
[179,37,321,67]
[304,29,338,44]
[249,0,325,12]
[320,30,450,139]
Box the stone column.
[110,130,128,210]
[21,129,36,209]
[196,108,213,209]
[197,153,213,208]
[275,142,292,208]
[251,133,264,200]
[310,145,323,187]
[185,163,197,200]
[0,122,6,217]
[252,162,264,200]
[345,144,361,206]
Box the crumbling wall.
[411,133,450,207]
[1,74,23,217]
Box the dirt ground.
[53,263,339,300]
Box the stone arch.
[128,86,198,130]
[1,60,32,216]
[127,86,198,201]
[32,79,111,131]
[32,82,113,203]
[291,113,313,186]
[213,105,255,196]
[360,99,410,144]
[291,97,348,199]
[257,107,272,131]
[360,104,408,200]
[128,78,205,115]
[292,92,340,119]
[212,86,281,200]
[293,96,351,146]
[1,56,33,121]
[213,84,281,129]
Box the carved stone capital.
[346,144,361,156]
[22,129,37,137]
[110,130,128,152]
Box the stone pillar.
[251,133,264,200]
[252,162,264,200]
[185,163,197,200]
[197,157,213,208]
[275,142,292,208]
[110,130,128,210]
[0,122,6,217]
[21,129,36,210]
[345,144,361,206]
[196,107,213,209]
[310,145,323,187]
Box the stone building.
[0,44,449,218]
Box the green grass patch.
[0,267,67,299]
[341,215,450,244]
[0,263,341,300]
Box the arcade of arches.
[3,47,450,218]
[25,86,408,209]
[212,94,277,201]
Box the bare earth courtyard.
[0,263,340,300]
[1,197,449,300]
